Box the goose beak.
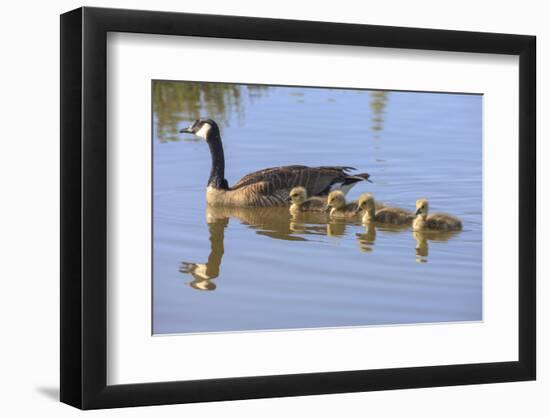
[415,208,421,216]
[179,126,194,134]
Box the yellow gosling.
[357,193,414,226]
[327,190,360,218]
[288,186,328,214]
[412,198,462,231]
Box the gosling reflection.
[356,222,377,252]
[325,221,345,237]
[179,204,450,291]
[355,223,410,253]
[179,217,227,291]
[290,211,331,237]
[413,230,461,263]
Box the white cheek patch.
[194,264,209,280]
[195,123,211,139]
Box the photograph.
[52,3,538,412]
[152,80,482,335]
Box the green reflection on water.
[153,81,389,143]
[369,90,388,133]
[153,81,269,143]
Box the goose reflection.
[179,217,227,291]
[180,205,334,291]
[413,230,461,263]
[179,204,445,292]
[208,205,328,241]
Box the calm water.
[153,82,482,334]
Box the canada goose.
[288,186,328,214]
[357,193,414,225]
[327,190,360,218]
[180,119,371,207]
[413,198,462,231]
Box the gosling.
[357,193,414,225]
[413,198,462,231]
[327,190,360,218]
[288,187,327,214]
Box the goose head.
[415,198,429,218]
[180,118,220,141]
[327,190,346,210]
[288,186,307,204]
[357,193,376,213]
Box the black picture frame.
[60,6,536,410]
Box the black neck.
[205,217,227,278]
[206,131,228,189]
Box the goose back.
[226,165,368,207]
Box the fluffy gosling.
[288,186,327,214]
[413,198,462,231]
[327,190,360,218]
[357,193,414,225]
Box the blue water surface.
[152,83,482,334]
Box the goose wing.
[231,165,367,197]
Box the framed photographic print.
[60,6,536,409]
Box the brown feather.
[231,166,367,198]
[375,207,414,225]
[425,213,462,230]
[298,197,327,212]
[207,166,370,207]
